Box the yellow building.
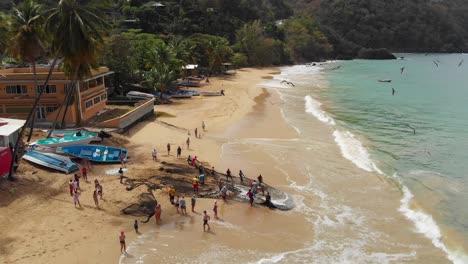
[0,67,113,126]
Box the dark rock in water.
[357,48,396,60]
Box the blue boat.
[59,145,128,163]
[23,151,78,174]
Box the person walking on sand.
[120,152,126,168]
[186,137,190,149]
[69,179,74,196]
[97,183,103,200]
[152,148,157,161]
[73,189,81,208]
[119,231,126,254]
[167,143,171,156]
[168,186,176,204]
[119,167,124,184]
[179,196,187,215]
[74,174,80,188]
[195,128,198,138]
[239,170,244,183]
[175,196,180,213]
[177,146,182,158]
[134,220,139,233]
[82,166,88,183]
[191,195,196,212]
[203,211,211,231]
[202,121,206,131]
[226,168,233,181]
[93,189,99,208]
[213,201,219,219]
[155,203,162,225]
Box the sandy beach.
[0,66,451,264]
[0,68,293,264]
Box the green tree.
[282,16,331,62]
[205,37,232,74]
[9,0,45,142]
[144,42,182,97]
[45,0,107,131]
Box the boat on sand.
[23,150,78,174]
[59,145,128,163]
[33,135,95,147]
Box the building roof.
[0,118,26,137]
[0,67,112,83]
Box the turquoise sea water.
[323,54,468,253]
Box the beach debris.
[404,124,416,135]
[105,168,128,175]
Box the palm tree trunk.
[60,70,79,128]
[27,60,38,142]
[48,76,78,137]
[8,56,59,180]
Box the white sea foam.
[332,130,377,173]
[399,186,468,264]
[304,95,336,125]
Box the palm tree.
[206,37,232,75]
[0,12,10,63]
[9,0,45,142]
[45,0,107,132]
[6,0,50,181]
[144,42,182,98]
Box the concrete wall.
[96,99,155,130]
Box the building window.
[85,100,93,109]
[46,105,59,113]
[6,85,27,94]
[93,96,101,104]
[36,85,57,94]
[101,93,107,100]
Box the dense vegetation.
[2,0,468,84]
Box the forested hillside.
[288,0,468,57]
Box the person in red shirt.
[82,167,88,183]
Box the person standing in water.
[247,189,254,206]
[203,211,211,231]
[119,231,126,254]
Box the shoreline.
[0,64,458,263]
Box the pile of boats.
[23,129,128,174]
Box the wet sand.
[0,67,449,264]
